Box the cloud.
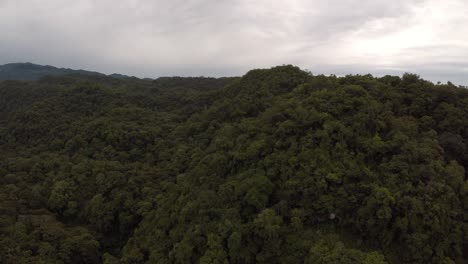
[0,0,467,84]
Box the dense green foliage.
[0,66,466,264]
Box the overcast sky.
[1,0,467,84]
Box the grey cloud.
[0,0,467,84]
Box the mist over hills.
[0,62,134,81]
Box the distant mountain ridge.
[0,62,133,80]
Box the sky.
[0,0,467,84]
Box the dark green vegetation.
[0,63,133,81]
[0,66,466,264]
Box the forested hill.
[0,63,133,81]
[0,65,466,264]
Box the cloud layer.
[0,0,467,83]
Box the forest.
[0,63,109,81]
[0,65,466,264]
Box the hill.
[0,63,133,80]
[0,66,466,264]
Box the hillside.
[0,63,133,81]
[0,65,466,264]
